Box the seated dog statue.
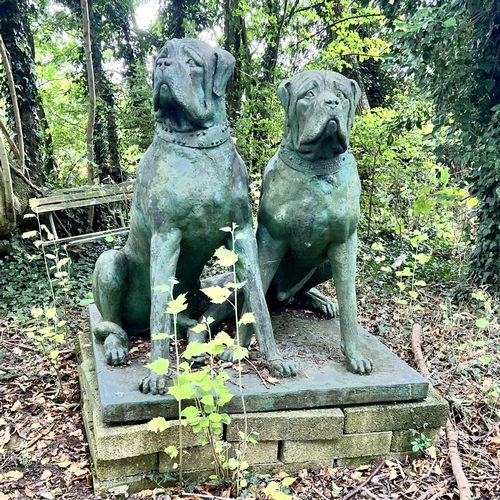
[92,38,295,395]
[253,70,373,375]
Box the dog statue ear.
[348,79,362,130]
[213,49,236,97]
[277,79,292,113]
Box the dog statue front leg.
[93,250,130,366]
[140,229,182,395]
[328,234,373,375]
[234,225,297,378]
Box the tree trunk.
[0,0,44,185]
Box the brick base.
[80,356,448,496]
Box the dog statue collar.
[278,143,351,178]
[156,121,231,149]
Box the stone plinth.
[78,308,448,496]
[87,306,429,424]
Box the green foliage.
[147,225,254,494]
[410,426,432,454]
[376,0,500,292]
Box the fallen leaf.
[351,471,363,482]
[41,469,52,481]
[57,461,71,468]
[24,487,35,498]
[6,470,23,480]
[428,445,437,459]
[0,493,9,500]
[405,483,419,494]
[267,377,281,384]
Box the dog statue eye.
[186,58,196,67]
[305,90,315,97]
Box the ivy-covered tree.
[376,0,500,292]
[0,0,44,185]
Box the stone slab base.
[78,319,448,497]
[87,305,429,423]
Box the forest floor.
[0,239,499,499]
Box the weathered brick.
[227,409,344,442]
[82,388,158,480]
[80,362,201,461]
[343,390,448,434]
[159,440,279,474]
[281,432,392,463]
[391,427,442,453]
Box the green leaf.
[214,246,238,267]
[220,412,231,424]
[282,477,296,487]
[183,341,208,360]
[408,291,418,299]
[165,445,178,458]
[45,307,57,319]
[22,230,37,239]
[218,393,234,405]
[475,318,489,329]
[442,17,457,27]
[201,286,231,304]
[225,281,246,289]
[31,307,44,318]
[189,323,207,334]
[214,331,234,346]
[209,413,222,423]
[239,312,256,325]
[168,384,197,401]
[166,293,188,314]
[414,253,431,264]
[231,345,248,361]
[148,417,170,433]
[146,357,170,375]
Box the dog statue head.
[278,70,361,160]
[153,39,235,131]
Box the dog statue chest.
[134,140,249,233]
[260,157,360,254]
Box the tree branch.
[0,34,25,174]
[0,118,20,161]
[411,323,472,500]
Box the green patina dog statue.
[92,39,295,395]
[256,70,373,375]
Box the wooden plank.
[31,181,135,212]
[40,227,130,247]
[33,192,133,213]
